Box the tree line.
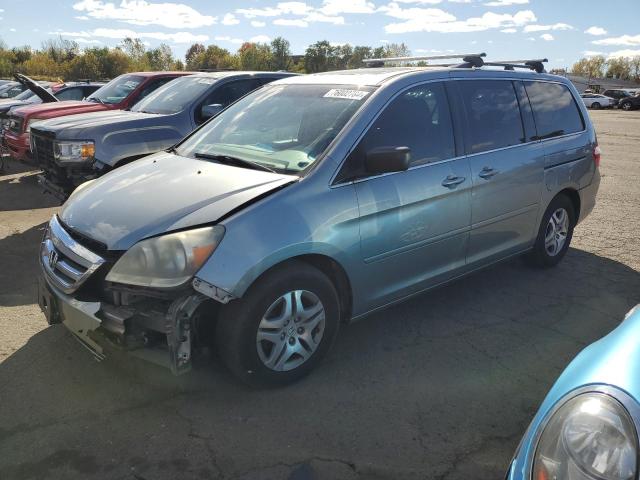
[570,55,640,82]
[0,35,411,81]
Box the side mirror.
[365,146,411,175]
[201,103,224,120]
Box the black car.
[602,89,640,111]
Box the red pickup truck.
[4,71,190,161]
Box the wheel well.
[557,188,581,220]
[254,255,353,323]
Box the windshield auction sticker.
[323,89,369,100]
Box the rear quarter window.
[525,81,584,139]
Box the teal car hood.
[60,151,298,250]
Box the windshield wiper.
[194,153,276,173]
[88,97,106,105]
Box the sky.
[0,0,639,69]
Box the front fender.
[194,178,362,302]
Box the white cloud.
[582,50,603,57]
[592,34,640,47]
[608,49,640,58]
[237,2,343,26]
[73,0,216,29]
[75,15,90,20]
[76,37,103,44]
[251,20,266,27]
[540,33,553,41]
[273,18,309,27]
[320,0,376,14]
[52,28,208,43]
[584,26,606,36]
[394,0,442,3]
[214,35,244,44]
[222,13,240,25]
[382,6,536,34]
[250,34,271,43]
[484,0,528,6]
[237,2,313,18]
[523,23,572,32]
[501,27,516,33]
[9,28,16,32]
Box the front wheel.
[525,195,575,268]
[621,101,632,111]
[216,261,340,387]
[591,102,601,110]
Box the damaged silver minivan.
[38,56,600,386]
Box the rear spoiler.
[13,73,58,103]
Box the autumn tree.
[270,37,291,70]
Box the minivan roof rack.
[486,59,548,73]
[363,53,486,68]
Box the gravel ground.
[0,109,639,480]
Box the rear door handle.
[441,175,466,188]
[478,167,499,179]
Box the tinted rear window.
[458,80,525,154]
[525,81,584,139]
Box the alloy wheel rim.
[256,290,326,372]
[544,207,569,257]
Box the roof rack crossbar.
[363,52,486,68]
[487,58,548,73]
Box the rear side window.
[458,80,524,154]
[525,81,584,139]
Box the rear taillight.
[593,144,601,168]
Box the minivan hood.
[31,109,163,138]
[60,152,297,250]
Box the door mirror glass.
[201,103,224,120]
[365,146,411,175]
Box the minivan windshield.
[87,74,144,105]
[176,84,374,174]
[132,76,219,115]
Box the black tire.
[525,194,576,268]
[216,261,340,387]
[591,102,601,110]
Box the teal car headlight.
[533,393,637,480]
[106,226,225,288]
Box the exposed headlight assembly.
[54,140,95,164]
[533,392,638,480]
[105,226,225,288]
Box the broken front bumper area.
[38,273,209,375]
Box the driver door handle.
[478,167,499,179]
[441,175,466,188]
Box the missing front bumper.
[37,274,208,375]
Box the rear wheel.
[621,101,632,111]
[591,102,601,110]
[216,261,340,387]
[526,195,575,268]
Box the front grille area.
[31,132,55,169]
[41,215,105,294]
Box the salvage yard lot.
[1,110,639,480]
